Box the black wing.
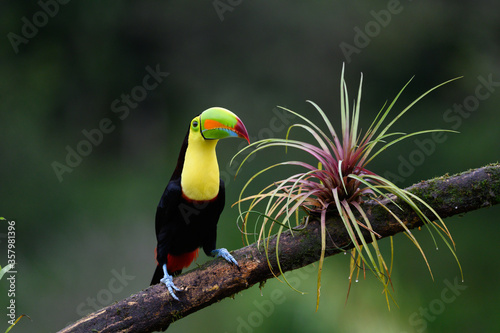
[201,179,225,256]
[152,138,227,286]
[155,178,183,266]
[155,178,226,262]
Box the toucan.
[151,107,250,300]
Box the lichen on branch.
[58,164,500,333]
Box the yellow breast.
[181,133,220,201]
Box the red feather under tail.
[167,249,199,273]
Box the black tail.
[151,265,163,285]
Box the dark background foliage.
[0,1,499,332]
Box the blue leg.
[160,264,180,301]
[211,248,239,267]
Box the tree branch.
[59,163,500,333]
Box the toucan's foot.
[160,264,180,301]
[211,248,239,267]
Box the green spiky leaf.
[232,64,462,308]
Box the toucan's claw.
[211,248,239,267]
[160,264,180,301]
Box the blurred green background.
[1,1,499,332]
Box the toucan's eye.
[191,119,199,131]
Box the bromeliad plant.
[232,65,462,309]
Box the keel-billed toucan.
[151,107,250,300]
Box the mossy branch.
[58,163,500,333]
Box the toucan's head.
[189,107,250,144]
